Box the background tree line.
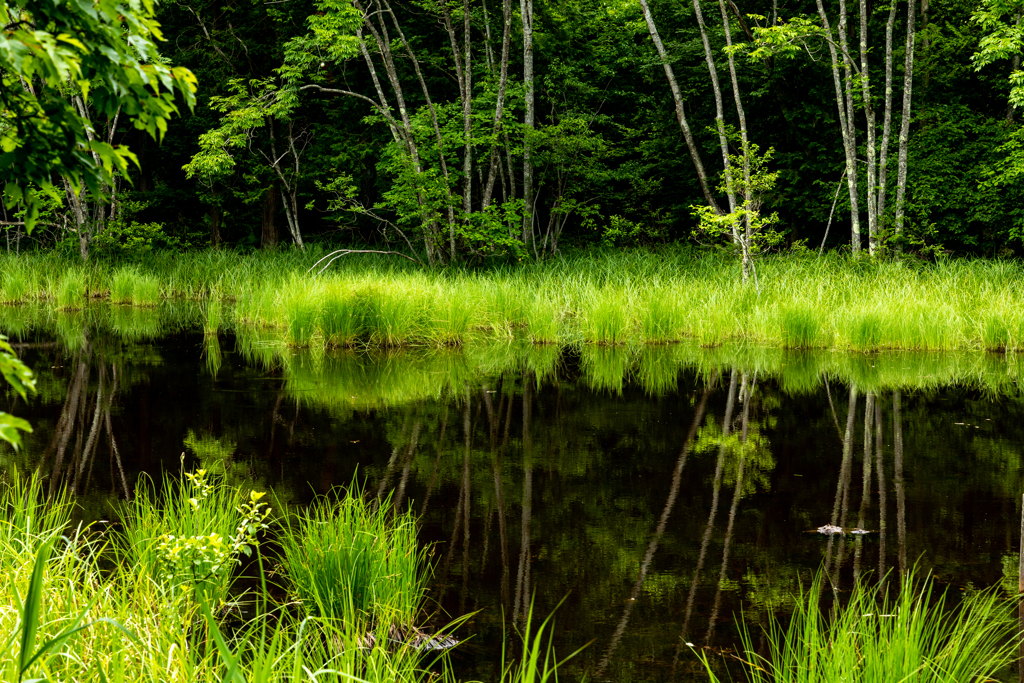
[3,0,1023,261]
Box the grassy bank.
[0,473,562,682]
[4,249,1024,351]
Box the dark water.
[4,325,1024,682]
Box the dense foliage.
[1,0,1022,259]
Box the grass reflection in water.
[6,308,1024,681]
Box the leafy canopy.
[0,0,198,229]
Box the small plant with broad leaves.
[0,335,34,450]
[154,471,271,597]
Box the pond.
[3,303,1024,682]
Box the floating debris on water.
[812,525,875,535]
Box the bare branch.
[308,249,423,275]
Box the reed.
[780,306,822,349]
[694,569,1017,683]
[11,248,1024,351]
[320,292,362,347]
[110,266,136,304]
[284,295,319,347]
[0,267,33,304]
[204,293,222,338]
[278,485,427,627]
[584,292,632,345]
[51,268,87,310]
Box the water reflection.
[4,312,1024,681]
[29,332,133,501]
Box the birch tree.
[640,0,775,281]
[522,0,537,253]
[747,0,919,255]
[636,0,722,212]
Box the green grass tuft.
[780,306,821,349]
[278,485,427,627]
[52,269,86,310]
[849,311,884,351]
[695,569,1017,683]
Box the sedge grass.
[51,269,87,311]
[0,471,576,683]
[694,569,1017,683]
[12,248,1024,351]
[0,267,33,304]
[278,485,427,627]
[118,468,269,606]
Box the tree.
[184,79,310,249]
[746,0,918,255]
[973,0,1024,114]
[0,0,197,233]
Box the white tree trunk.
[638,0,721,213]
[692,0,738,226]
[858,0,878,254]
[715,0,754,281]
[894,0,917,237]
[522,0,536,252]
[811,0,860,253]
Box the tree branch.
[308,249,423,274]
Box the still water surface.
[4,314,1024,682]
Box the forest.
[3,0,1023,262]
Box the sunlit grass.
[278,485,426,627]
[51,268,86,310]
[694,569,1017,683]
[1,470,575,682]
[9,248,1024,351]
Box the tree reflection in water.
[35,333,130,502]
[3,329,1014,683]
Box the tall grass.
[11,248,1024,350]
[119,468,270,605]
[278,486,427,627]
[0,471,574,682]
[695,570,1017,683]
[0,268,33,304]
[110,266,162,306]
[51,269,86,310]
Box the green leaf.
[18,539,54,678]
[0,412,32,451]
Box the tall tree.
[0,0,196,230]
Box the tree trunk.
[692,0,738,223]
[638,0,721,213]
[483,0,514,210]
[261,185,279,248]
[876,0,899,225]
[811,0,860,253]
[267,119,305,249]
[461,0,473,261]
[716,0,755,281]
[380,0,459,235]
[859,0,878,255]
[894,0,917,238]
[522,0,536,254]
[355,13,443,264]
[209,205,223,248]
[838,0,862,253]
